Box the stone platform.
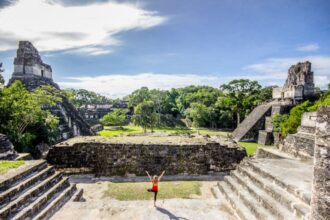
[0,159,77,219]
[47,135,246,176]
[216,147,312,220]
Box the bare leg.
[154,191,158,207]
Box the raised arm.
[158,171,165,181]
[145,171,152,182]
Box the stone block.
[257,130,273,145]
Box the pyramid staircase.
[232,101,274,141]
[213,148,312,220]
[0,160,77,220]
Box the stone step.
[217,181,257,220]
[232,101,274,141]
[33,184,76,220]
[245,159,311,204]
[237,165,310,217]
[211,186,222,200]
[12,177,70,220]
[0,172,62,219]
[0,166,55,207]
[0,160,47,192]
[71,188,84,202]
[15,153,33,161]
[224,176,276,220]
[231,170,294,219]
[256,147,297,160]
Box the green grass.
[98,125,230,137]
[0,160,25,174]
[238,141,272,156]
[104,181,202,201]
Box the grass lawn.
[104,181,202,201]
[238,141,272,156]
[0,160,25,174]
[98,125,230,137]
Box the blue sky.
[0,0,329,97]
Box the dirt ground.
[51,181,237,220]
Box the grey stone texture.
[217,148,312,220]
[47,138,246,176]
[311,106,330,220]
[0,160,76,219]
[257,130,273,145]
[0,133,17,160]
[8,41,59,90]
[273,61,315,100]
[277,111,317,160]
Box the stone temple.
[7,41,94,141]
[273,61,315,101]
[232,61,315,143]
[8,41,60,90]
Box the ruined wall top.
[8,41,58,90]
[12,41,52,78]
[272,61,315,100]
[284,61,314,88]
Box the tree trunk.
[236,112,240,127]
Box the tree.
[126,87,151,108]
[132,101,158,132]
[184,103,209,128]
[100,109,127,126]
[0,63,4,85]
[0,80,61,153]
[218,79,262,127]
[62,89,111,108]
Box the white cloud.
[0,0,166,55]
[58,73,225,98]
[244,56,330,88]
[296,43,319,52]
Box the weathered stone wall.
[311,106,330,220]
[47,141,246,176]
[277,111,316,159]
[272,61,315,101]
[0,133,17,160]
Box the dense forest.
[1,68,329,154]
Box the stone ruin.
[7,41,94,141]
[47,134,247,176]
[232,61,315,143]
[8,41,59,90]
[215,107,330,220]
[0,133,17,160]
[273,61,315,101]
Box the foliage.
[104,181,202,201]
[217,79,264,127]
[279,92,330,136]
[100,109,127,126]
[62,88,111,108]
[0,160,25,174]
[185,103,209,128]
[0,81,61,153]
[126,81,272,129]
[0,62,4,85]
[281,101,314,135]
[132,101,158,132]
[271,114,288,133]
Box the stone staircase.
[0,160,76,220]
[214,148,312,220]
[232,102,274,141]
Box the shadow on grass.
[156,207,189,220]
